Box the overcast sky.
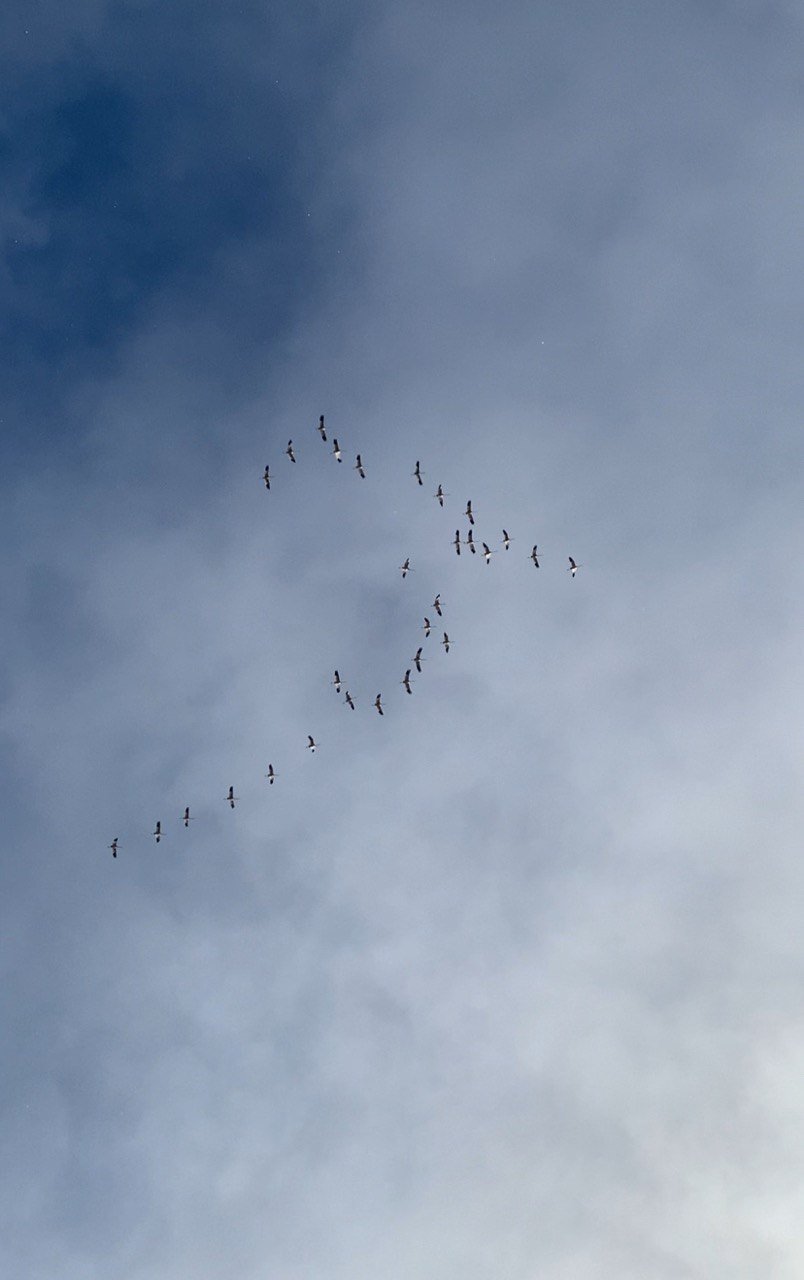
[2,2,804,1277]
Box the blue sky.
[3,3,804,1277]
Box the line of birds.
[107,414,582,857]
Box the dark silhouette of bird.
[374,694,384,716]
[286,439,296,463]
[344,690,355,711]
[482,542,495,565]
[422,616,431,637]
[465,529,476,554]
[183,807,193,828]
[435,484,446,506]
[412,647,425,673]
[318,415,327,441]
[502,530,512,550]
[226,786,238,809]
[263,466,271,490]
[400,557,411,579]
[401,670,412,695]
[332,438,342,462]
[433,593,442,616]
[442,632,451,653]
[307,735,317,753]
[568,556,581,577]
[153,821,162,844]
[332,670,342,693]
[265,764,276,784]
[413,460,424,486]
[531,545,540,568]
[354,454,366,478]
[465,499,474,525]
[109,837,118,858]
[453,529,461,556]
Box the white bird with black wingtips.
[286,439,296,463]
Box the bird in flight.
[442,632,451,653]
[109,837,118,858]
[286,439,296,464]
[182,807,194,828]
[422,616,431,637]
[226,786,238,809]
[502,530,512,550]
[374,694,384,716]
[307,735,317,753]
[412,646,425,673]
[568,556,581,577]
[435,483,446,506]
[344,690,355,711]
[433,593,442,616]
[354,454,366,478]
[153,821,162,844]
[531,545,540,568]
[318,414,327,441]
[401,670,413,695]
[482,542,495,565]
[465,529,476,554]
[465,499,474,525]
[265,764,277,784]
[332,670,342,693]
[453,529,461,556]
[332,438,342,462]
[400,557,411,579]
[263,465,271,490]
[413,460,424,486]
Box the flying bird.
[401,670,412,695]
[482,542,495,565]
[568,556,581,577]
[374,694,384,716]
[109,837,118,858]
[354,454,366,478]
[465,499,474,525]
[263,465,271,490]
[413,460,424,486]
[332,670,342,693]
[400,557,411,579]
[531,545,540,568]
[344,690,355,711]
[412,646,425,673]
[265,764,277,784]
[226,786,238,809]
[442,632,451,653]
[182,807,193,828]
[435,484,446,506]
[153,821,162,844]
[453,529,461,556]
[332,438,342,462]
[502,530,512,550]
[307,735,317,753]
[465,529,476,554]
[286,439,296,463]
[318,414,327,441]
[433,593,442,616]
[422,616,431,637]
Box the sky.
[2,1,804,1276]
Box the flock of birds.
[107,415,582,858]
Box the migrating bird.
[153,821,162,844]
[401,669,413,695]
[442,632,451,653]
[502,530,513,550]
[482,542,495,565]
[465,499,474,525]
[413,460,424,486]
[433,593,443,616]
[568,556,581,577]
[307,735,317,753]
[412,646,425,673]
[354,454,366,478]
[464,529,476,554]
[263,465,271,490]
[400,557,411,579]
[332,438,342,462]
[422,616,431,637]
[226,786,238,809]
[453,529,461,556]
[332,670,342,693]
[531,545,540,568]
[318,414,327,441]
[344,690,355,711]
[435,483,446,506]
[374,694,384,716]
[182,807,194,828]
[109,837,118,858]
[286,439,296,464]
[265,764,277,784]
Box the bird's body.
[286,439,296,463]
[465,529,476,554]
[344,690,355,710]
[263,465,271,490]
[568,556,581,577]
[318,415,327,441]
[465,500,474,525]
[422,616,431,637]
[183,807,193,827]
[332,439,342,462]
[453,529,461,556]
[502,530,512,550]
[413,460,424,486]
[400,557,411,579]
[531,545,540,568]
[374,694,384,716]
[442,632,450,653]
[227,786,238,809]
[433,594,442,616]
[401,670,412,694]
[354,454,366,478]
[332,670,342,693]
[435,484,446,506]
[153,821,162,844]
[482,542,495,565]
[307,735,317,753]
[109,837,118,858]
[266,765,276,784]
[412,647,424,673]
